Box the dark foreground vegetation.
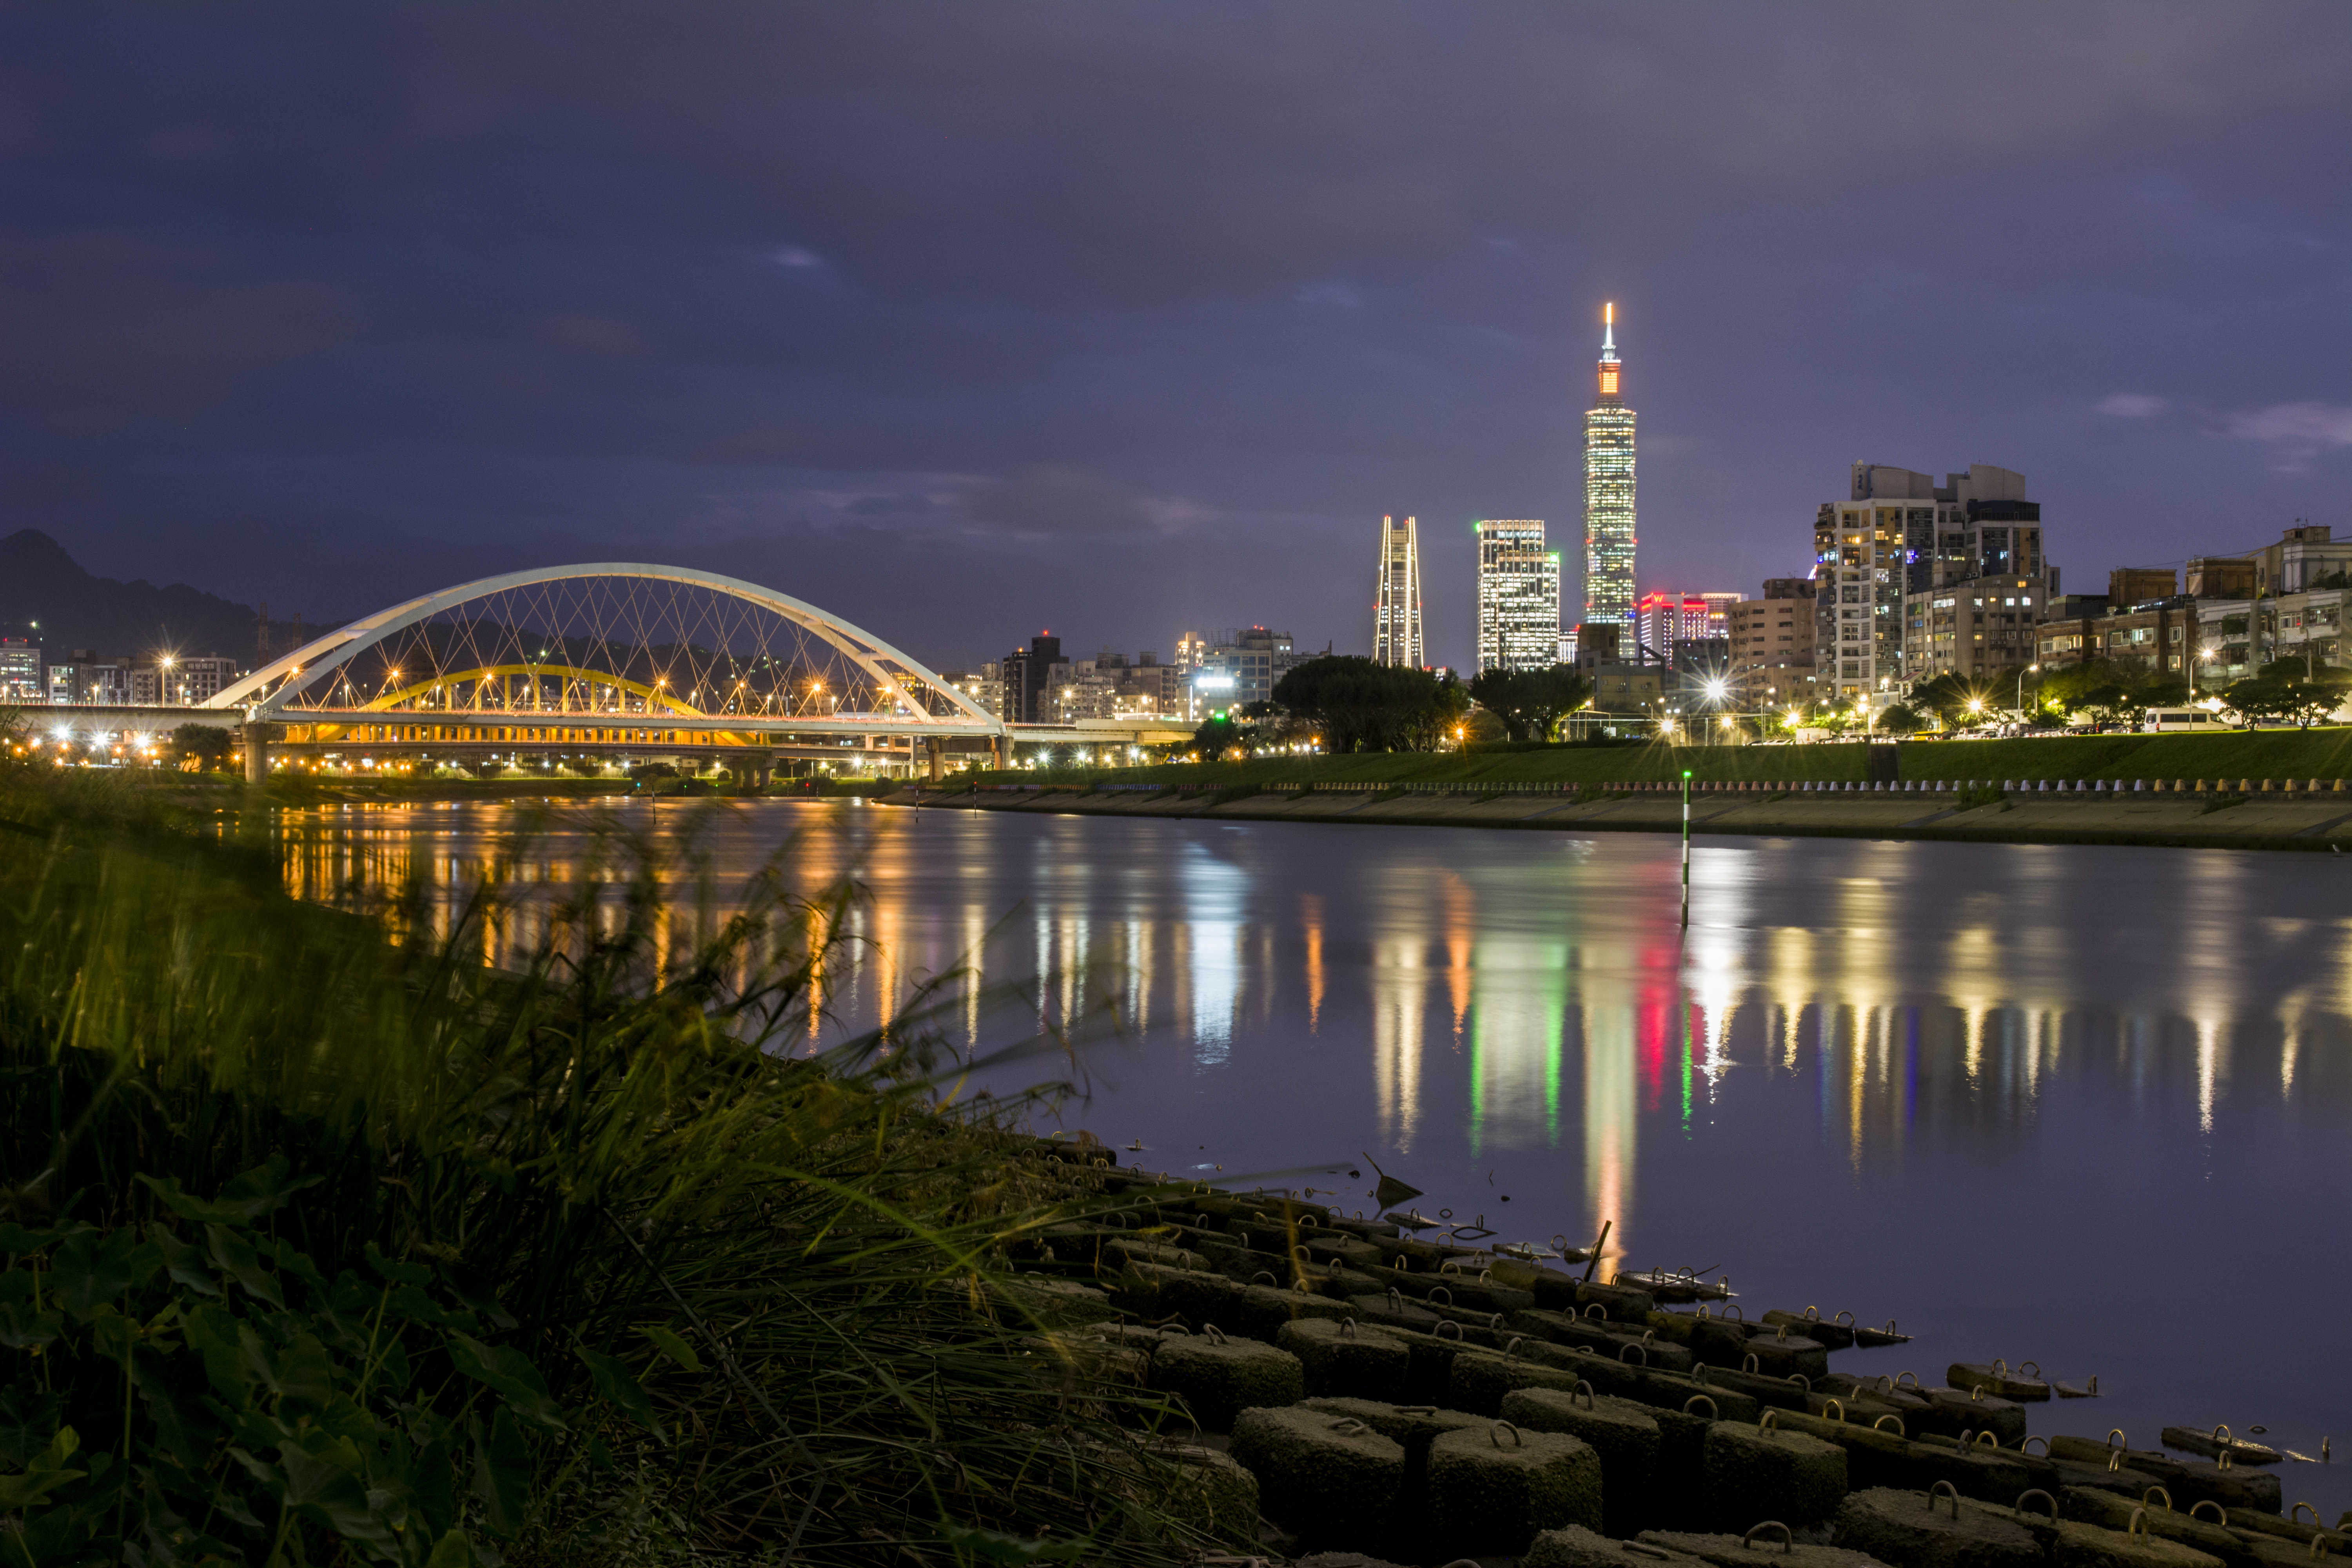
[0,750,1223,1565]
[969,725,2352,792]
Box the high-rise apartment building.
[1820,463,2049,702]
[1475,520,1560,672]
[998,633,1062,724]
[1372,514,1424,667]
[1582,303,1637,636]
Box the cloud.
[771,246,825,269]
[955,465,1210,537]
[2096,393,2166,417]
[2229,403,2352,445]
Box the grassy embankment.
[0,763,1222,1566]
[956,727,2352,790]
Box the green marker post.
[1680,768,1692,927]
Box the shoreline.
[884,781,2352,853]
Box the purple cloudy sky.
[4,4,2350,671]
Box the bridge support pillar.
[926,736,943,783]
[989,735,1004,771]
[240,722,275,784]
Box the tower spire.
[1601,300,1617,359]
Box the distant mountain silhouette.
[0,529,341,667]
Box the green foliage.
[1876,703,1924,735]
[1465,664,1592,742]
[0,1169,539,1565]
[2224,657,2352,729]
[1906,673,1993,726]
[166,722,235,771]
[1189,713,1246,758]
[2035,658,2186,724]
[0,775,1215,1565]
[1270,655,1469,753]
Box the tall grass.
[0,748,1214,1566]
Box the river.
[282,796,2352,1512]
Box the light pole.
[2016,662,2039,722]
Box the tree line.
[1187,655,1593,757]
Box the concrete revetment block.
[1147,1332,1305,1431]
[1524,1524,1708,1568]
[1643,1528,1893,1568]
[1228,1404,1407,1548]
[1703,1420,1849,1530]
[1502,1383,1664,1534]
[1425,1419,1604,1554]
[1833,1486,2044,1568]
[1279,1317,1413,1401]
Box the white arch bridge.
[78,564,1186,779]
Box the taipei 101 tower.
[1582,303,1637,637]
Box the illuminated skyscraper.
[1583,303,1637,637]
[1373,514,1424,666]
[1475,519,1560,671]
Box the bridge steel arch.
[203,563,1004,736]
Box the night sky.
[5,5,2350,673]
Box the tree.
[1271,656,1471,753]
[1466,664,1594,742]
[1877,703,1925,735]
[2226,657,2352,728]
[2037,659,2187,726]
[170,722,235,771]
[1907,673,1987,727]
[1189,713,1248,759]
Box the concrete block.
[1426,1420,1604,1554]
[1153,1443,1261,1543]
[1448,1348,1589,1415]
[1975,1494,2227,1568]
[1834,1486,2044,1568]
[1147,1330,1305,1431]
[1279,1317,1413,1401]
[1644,1528,1894,1568]
[1525,1524,1708,1568]
[1704,1421,1850,1530]
[1228,1403,1407,1548]
[1232,1282,1354,1342]
[1502,1383,1664,1534]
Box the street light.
[2016,662,2039,719]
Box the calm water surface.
[283,798,2352,1511]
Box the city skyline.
[2,9,2349,677]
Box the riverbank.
[969,726,2352,790]
[888,778,2352,852]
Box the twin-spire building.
[1369,305,1637,672]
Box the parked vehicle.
[2143,706,2229,732]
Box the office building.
[1372,514,1425,668]
[998,633,1063,724]
[1195,626,1303,712]
[1633,592,1731,662]
[1582,303,1637,636]
[0,637,40,704]
[1475,519,1560,672]
[1728,580,1818,705]
[1822,462,2050,702]
[1698,591,1744,638]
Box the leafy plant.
[0,774,1216,1566]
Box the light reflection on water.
[279,798,2352,1511]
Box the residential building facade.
[0,637,41,704]
[1582,304,1637,637]
[1728,579,1817,706]
[1821,462,2050,704]
[1372,514,1424,668]
[998,633,1062,724]
[1475,519,1559,672]
[1907,575,2049,684]
[2038,598,2197,681]
[1195,626,1303,711]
